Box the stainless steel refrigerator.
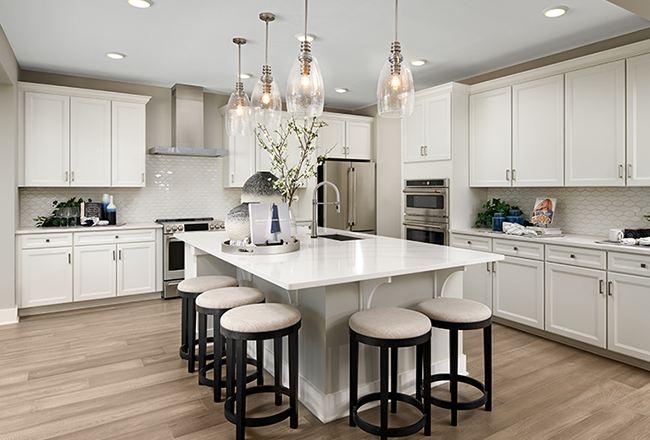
[318,160,376,234]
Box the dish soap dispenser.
[107,196,117,225]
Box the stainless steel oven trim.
[404,187,448,218]
[163,235,185,281]
[403,221,449,246]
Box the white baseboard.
[0,307,19,325]
[248,343,467,424]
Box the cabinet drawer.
[74,229,156,246]
[21,233,73,249]
[608,251,650,277]
[545,245,606,270]
[450,233,492,252]
[493,238,544,260]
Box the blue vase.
[506,209,524,225]
[492,213,505,231]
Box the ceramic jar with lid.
[492,213,505,231]
[506,209,524,225]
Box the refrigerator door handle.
[352,167,357,226]
[347,167,353,227]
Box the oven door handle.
[402,189,447,194]
[403,222,448,232]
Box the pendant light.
[251,13,282,130]
[377,0,414,118]
[226,38,253,137]
[286,0,324,119]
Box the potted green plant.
[475,198,524,228]
[34,197,91,227]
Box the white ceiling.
[0,0,648,110]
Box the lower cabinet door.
[463,262,493,309]
[608,272,650,362]
[20,247,73,307]
[74,244,116,301]
[545,263,606,347]
[493,256,544,329]
[117,242,156,296]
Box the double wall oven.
[157,218,224,299]
[403,179,449,246]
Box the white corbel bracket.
[358,277,392,310]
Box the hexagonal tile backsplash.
[20,155,242,226]
[488,187,650,236]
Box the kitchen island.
[175,227,503,423]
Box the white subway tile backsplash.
[487,187,650,236]
[20,155,242,226]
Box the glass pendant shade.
[377,54,415,118]
[252,78,282,129]
[226,89,253,137]
[286,53,324,119]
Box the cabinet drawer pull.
[119,250,122,260]
[599,280,604,294]
[142,172,145,183]
[512,169,516,181]
[506,169,510,181]
[71,171,75,182]
[570,254,576,259]
[492,261,496,273]
[513,246,518,251]
[642,263,647,269]
[487,262,491,272]
[467,240,472,245]
[608,281,613,296]
[113,250,116,260]
[115,235,119,239]
[619,164,624,178]
[628,164,632,178]
[68,253,71,264]
[65,171,68,182]
[45,239,50,243]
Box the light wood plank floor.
[2,299,650,439]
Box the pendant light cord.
[395,0,398,42]
[238,42,242,80]
[304,0,308,42]
[265,19,269,65]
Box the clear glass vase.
[289,205,298,239]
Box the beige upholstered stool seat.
[221,303,301,333]
[417,298,491,323]
[178,275,238,294]
[196,287,265,310]
[349,307,431,340]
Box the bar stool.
[416,297,492,426]
[349,307,432,440]
[221,303,301,440]
[178,275,238,373]
[196,286,265,402]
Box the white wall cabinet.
[319,114,372,160]
[565,60,626,187]
[19,82,150,188]
[469,87,512,187]
[223,132,256,188]
[626,53,650,186]
[403,92,451,163]
[512,75,564,187]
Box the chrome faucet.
[311,181,341,238]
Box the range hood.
[148,84,228,157]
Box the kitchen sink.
[319,234,364,242]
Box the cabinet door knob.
[115,235,119,239]
[570,254,576,259]
[467,240,472,245]
[513,246,518,251]
[641,263,647,269]
[45,239,50,243]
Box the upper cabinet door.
[402,99,426,162]
[512,75,564,187]
[319,117,346,158]
[70,97,111,187]
[345,120,372,160]
[24,92,70,186]
[112,101,146,187]
[626,54,650,186]
[469,87,512,187]
[425,93,452,161]
[565,60,625,187]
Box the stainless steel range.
[156,217,224,299]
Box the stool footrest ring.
[179,336,215,361]
[224,384,294,427]
[199,356,260,387]
[429,373,488,411]
[352,392,427,438]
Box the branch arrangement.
[256,117,333,207]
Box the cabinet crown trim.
[18,82,151,104]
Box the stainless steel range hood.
[148,84,228,157]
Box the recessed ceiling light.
[411,59,427,67]
[128,0,153,8]
[335,88,348,94]
[295,33,315,42]
[106,52,126,60]
[543,6,568,17]
[238,73,252,79]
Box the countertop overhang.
[174,227,503,291]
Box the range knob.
[220,223,225,229]
[165,225,172,233]
[178,225,184,232]
[172,225,178,232]
[209,224,216,230]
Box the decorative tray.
[221,239,300,255]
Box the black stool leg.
[256,340,264,386]
[187,295,197,373]
[214,313,224,402]
[416,343,423,402]
[180,295,188,358]
[274,337,283,405]
[484,324,492,412]
[423,339,431,436]
[450,329,459,426]
[289,330,299,429]
[349,332,359,427]
[226,336,235,401]
[380,345,389,440]
[390,346,398,414]
[198,312,207,385]
[236,338,247,440]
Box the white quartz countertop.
[16,222,161,235]
[451,228,650,255]
[175,227,503,290]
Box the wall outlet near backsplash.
[20,155,242,227]
[487,186,650,237]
